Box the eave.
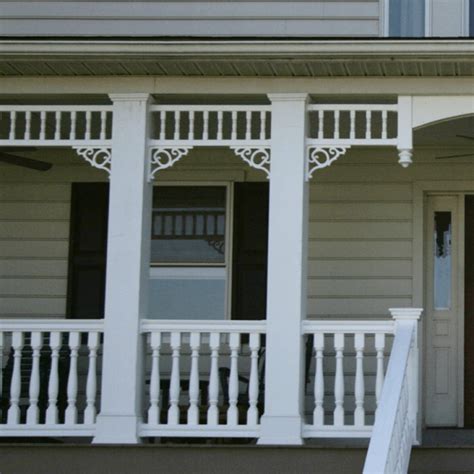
[0,38,473,77]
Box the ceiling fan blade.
[456,134,474,141]
[0,152,52,171]
[436,153,474,160]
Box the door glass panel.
[434,211,452,310]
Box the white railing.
[0,105,113,146]
[363,309,421,474]
[0,319,103,437]
[302,319,395,438]
[140,319,266,438]
[307,104,398,146]
[149,105,271,146]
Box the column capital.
[267,93,309,103]
[108,93,153,103]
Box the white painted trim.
[0,319,104,332]
[425,0,433,37]
[141,319,266,333]
[464,0,471,36]
[381,0,390,37]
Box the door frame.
[414,181,474,428]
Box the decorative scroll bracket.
[306,146,351,181]
[73,146,112,176]
[149,146,194,181]
[230,146,271,179]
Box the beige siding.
[0,1,380,37]
[2,146,474,320]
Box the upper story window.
[386,0,472,37]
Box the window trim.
[150,181,234,320]
[382,0,471,37]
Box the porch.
[1,94,473,472]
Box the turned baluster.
[26,331,42,425]
[84,332,99,424]
[366,110,372,139]
[247,333,260,426]
[174,111,180,140]
[100,110,107,140]
[313,333,325,426]
[187,332,201,425]
[333,333,345,426]
[217,110,223,140]
[46,331,61,424]
[203,111,209,141]
[7,332,24,424]
[334,110,340,140]
[245,111,251,140]
[54,111,61,140]
[349,110,356,140]
[65,331,80,425]
[354,333,365,427]
[382,110,388,139]
[188,110,195,140]
[260,111,266,140]
[227,333,240,426]
[148,332,161,425]
[160,111,166,140]
[375,333,386,408]
[9,111,16,140]
[24,111,31,140]
[231,111,237,140]
[207,332,220,425]
[70,111,77,140]
[168,332,181,425]
[318,110,324,139]
[39,111,46,140]
[85,111,92,140]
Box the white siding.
[0,1,380,37]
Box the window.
[148,186,229,320]
[470,0,474,36]
[433,211,452,310]
[388,0,425,37]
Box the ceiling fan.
[436,135,474,160]
[0,147,52,171]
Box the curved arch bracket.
[306,146,350,180]
[149,146,194,181]
[73,146,112,176]
[230,146,271,179]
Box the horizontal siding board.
[0,278,67,296]
[0,184,70,202]
[307,297,413,316]
[0,221,69,239]
[0,297,66,315]
[308,259,412,278]
[0,240,68,258]
[309,183,412,202]
[0,202,69,220]
[308,278,412,297]
[0,259,68,277]
[309,240,412,259]
[309,221,412,239]
[310,202,412,220]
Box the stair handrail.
[363,308,422,474]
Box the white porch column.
[93,93,152,444]
[258,93,309,445]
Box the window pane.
[148,268,226,319]
[389,0,425,37]
[151,186,226,264]
[470,0,474,36]
[434,212,452,310]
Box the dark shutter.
[231,182,269,321]
[66,183,109,319]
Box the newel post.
[93,93,152,443]
[258,93,309,445]
[389,307,423,444]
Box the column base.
[257,415,303,445]
[93,414,141,444]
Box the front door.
[425,195,460,426]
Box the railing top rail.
[141,319,266,333]
[0,105,113,112]
[150,105,271,112]
[0,318,104,332]
[308,104,398,112]
[302,319,395,334]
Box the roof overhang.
[0,38,473,77]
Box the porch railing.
[363,312,419,474]
[0,319,103,436]
[139,319,266,438]
[302,319,395,438]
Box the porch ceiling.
[0,39,473,77]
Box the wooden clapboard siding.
[0,1,381,37]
